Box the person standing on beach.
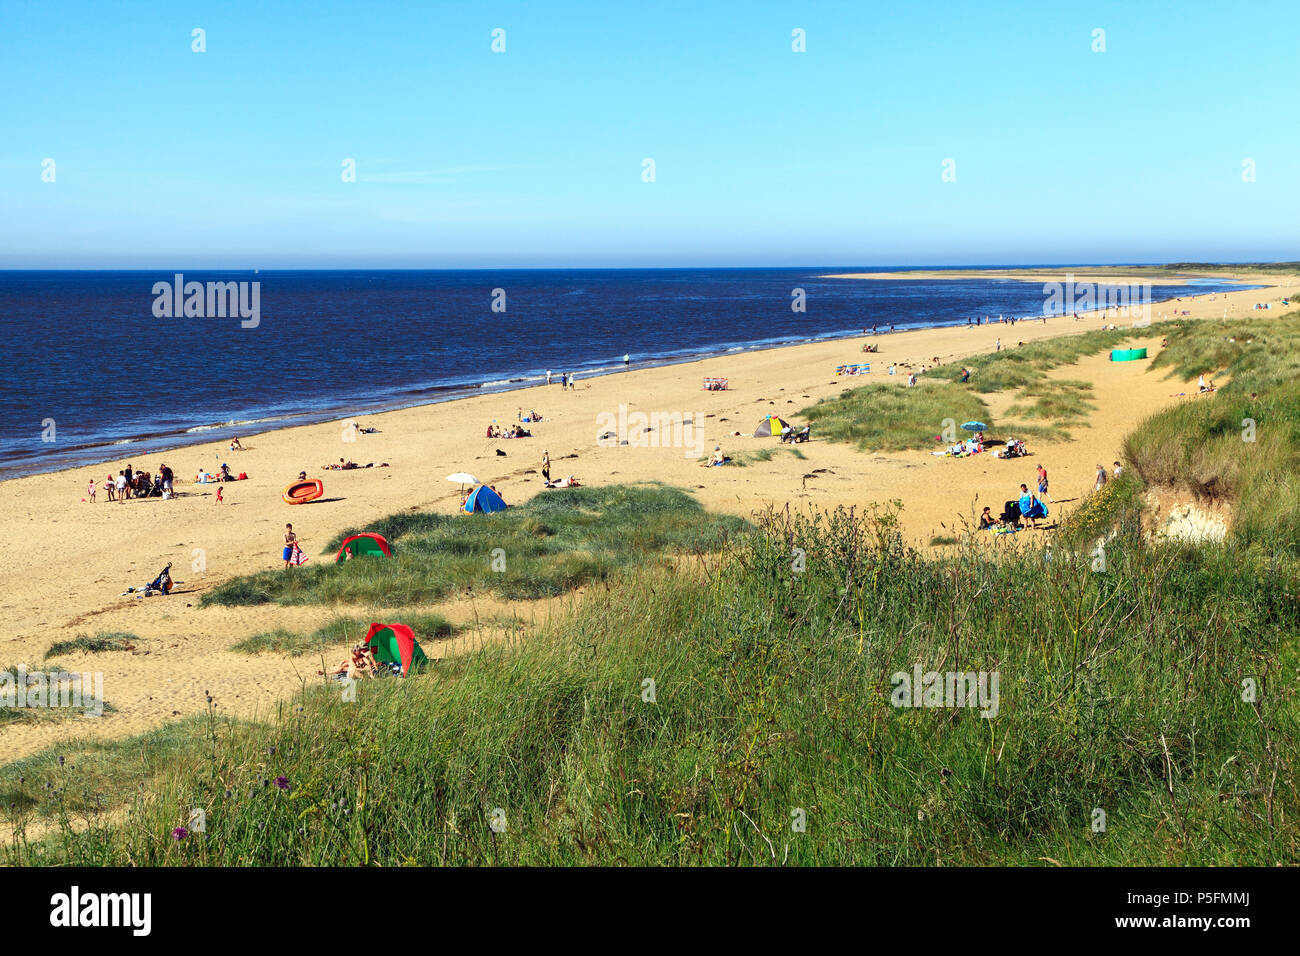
[1094,464,1108,491]
[547,370,553,385]
[623,353,630,367]
[1036,463,1049,501]
[541,450,550,483]
[123,464,134,499]
[283,524,299,569]
[87,477,96,503]
[1113,460,1124,479]
[995,338,1001,352]
[115,470,127,503]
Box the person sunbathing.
[320,645,379,680]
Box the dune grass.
[802,382,991,452]
[6,504,1296,865]
[44,632,138,660]
[201,485,751,609]
[230,613,455,657]
[1124,313,1300,551]
[927,326,1166,393]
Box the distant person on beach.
[215,485,224,504]
[623,353,630,366]
[569,373,576,390]
[1113,461,1124,478]
[230,435,243,451]
[87,477,96,503]
[1095,464,1108,491]
[123,465,134,499]
[160,463,174,496]
[979,506,996,529]
[995,339,1001,352]
[115,471,127,503]
[546,370,553,385]
[104,474,116,502]
[541,450,550,482]
[283,524,299,569]
[1037,464,1049,501]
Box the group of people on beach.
[546,370,578,389]
[87,462,174,503]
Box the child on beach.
[87,478,96,503]
[215,485,224,503]
[104,475,116,502]
[283,524,299,569]
[541,450,550,482]
[1036,463,1049,501]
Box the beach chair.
[998,500,1021,527]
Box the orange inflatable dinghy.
[282,479,324,505]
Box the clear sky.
[2,0,1296,268]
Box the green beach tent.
[362,623,429,676]
[335,532,392,562]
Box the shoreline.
[1,268,1295,764]
[0,275,1258,481]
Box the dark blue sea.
[0,268,1244,477]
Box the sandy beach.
[3,270,1296,763]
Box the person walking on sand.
[283,524,299,569]
[1094,464,1108,491]
[541,450,551,483]
[87,477,96,503]
[546,369,553,385]
[215,485,224,504]
[1037,464,1049,501]
[995,338,1001,352]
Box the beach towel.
[290,544,310,566]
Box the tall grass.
[1125,313,1300,550]
[202,485,750,608]
[802,383,990,452]
[6,505,1296,865]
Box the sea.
[0,268,1247,478]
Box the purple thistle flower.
[274,776,291,792]
[172,827,189,841]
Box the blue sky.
[1,0,1296,267]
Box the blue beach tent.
[463,484,508,514]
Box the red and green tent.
[336,532,392,562]
[362,623,429,677]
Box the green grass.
[44,632,137,660]
[928,326,1165,394]
[6,505,1296,865]
[230,614,455,657]
[1005,378,1096,426]
[805,326,1172,455]
[802,382,991,452]
[201,484,751,608]
[1125,313,1300,551]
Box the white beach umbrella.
[446,472,479,494]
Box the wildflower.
[274,776,291,792]
[172,827,189,841]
